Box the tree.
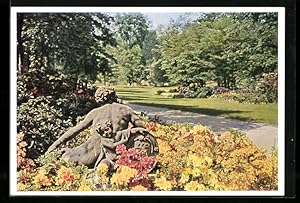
[109,13,151,85]
[108,43,145,85]
[156,12,278,89]
[114,13,149,49]
[17,13,116,82]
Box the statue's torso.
[92,103,132,133]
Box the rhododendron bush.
[17,121,278,191]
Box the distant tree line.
[17,12,277,89]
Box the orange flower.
[33,169,52,187]
[57,166,74,184]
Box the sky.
[143,13,201,29]
[105,12,201,30]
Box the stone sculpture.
[46,87,159,171]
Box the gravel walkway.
[128,103,278,152]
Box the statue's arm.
[129,110,144,128]
[46,109,96,154]
[102,130,131,149]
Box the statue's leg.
[93,149,104,169]
[60,135,102,168]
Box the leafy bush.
[17,96,74,159]
[256,73,278,103]
[17,66,77,101]
[211,73,278,104]
[213,86,230,94]
[17,132,36,171]
[17,66,98,159]
[196,87,214,98]
[177,86,214,98]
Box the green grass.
[114,85,278,126]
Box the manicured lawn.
[115,85,278,126]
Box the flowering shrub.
[177,86,214,98]
[17,150,92,191]
[17,121,277,191]
[116,144,156,175]
[17,68,100,160]
[17,132,35,171]
[144,123,278,191]
[211,73,278,104]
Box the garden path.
[128,103,278,152]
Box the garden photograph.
[11,7,284,195]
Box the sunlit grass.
[114,85,278,126]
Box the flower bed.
[17,121,278,191]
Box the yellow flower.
[184,181,206,191]
[191,125,207,135]
[157,139,171,154]
[78,184,92,191]
[131,185,148,191]
[17,183,27,191]
[179,173,190,185]
[182,168,191,176]
[191,167,203,177]
[187,153,213,169]
[187,153,203,168]
[154,176,172,191]
[111,166,137,187]
[33,169,52,187]
[97,163,109,176]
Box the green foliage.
[177,86,214,98]
[114,13,149,49]
[17,96,73,159]
[18,13,115,81]
[107,13,152,85]
[156,13,278,92]
[17,66,97,159]
[256,73,278,103]
[109,44,146,85]
[211,73,278,104]
[196,87,214,98]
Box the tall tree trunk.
[17,13,24,74]
[103,73,106,86]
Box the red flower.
[116,144,127,155]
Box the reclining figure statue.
[46,87,159,170]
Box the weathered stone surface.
[46,87,159,171]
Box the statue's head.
[96,120,113,138]
[94,86,118,106]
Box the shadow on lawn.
[128,102,265,133]
[131,102,251,118]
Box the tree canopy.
[17,13,115,81]
[17,12,278,89]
